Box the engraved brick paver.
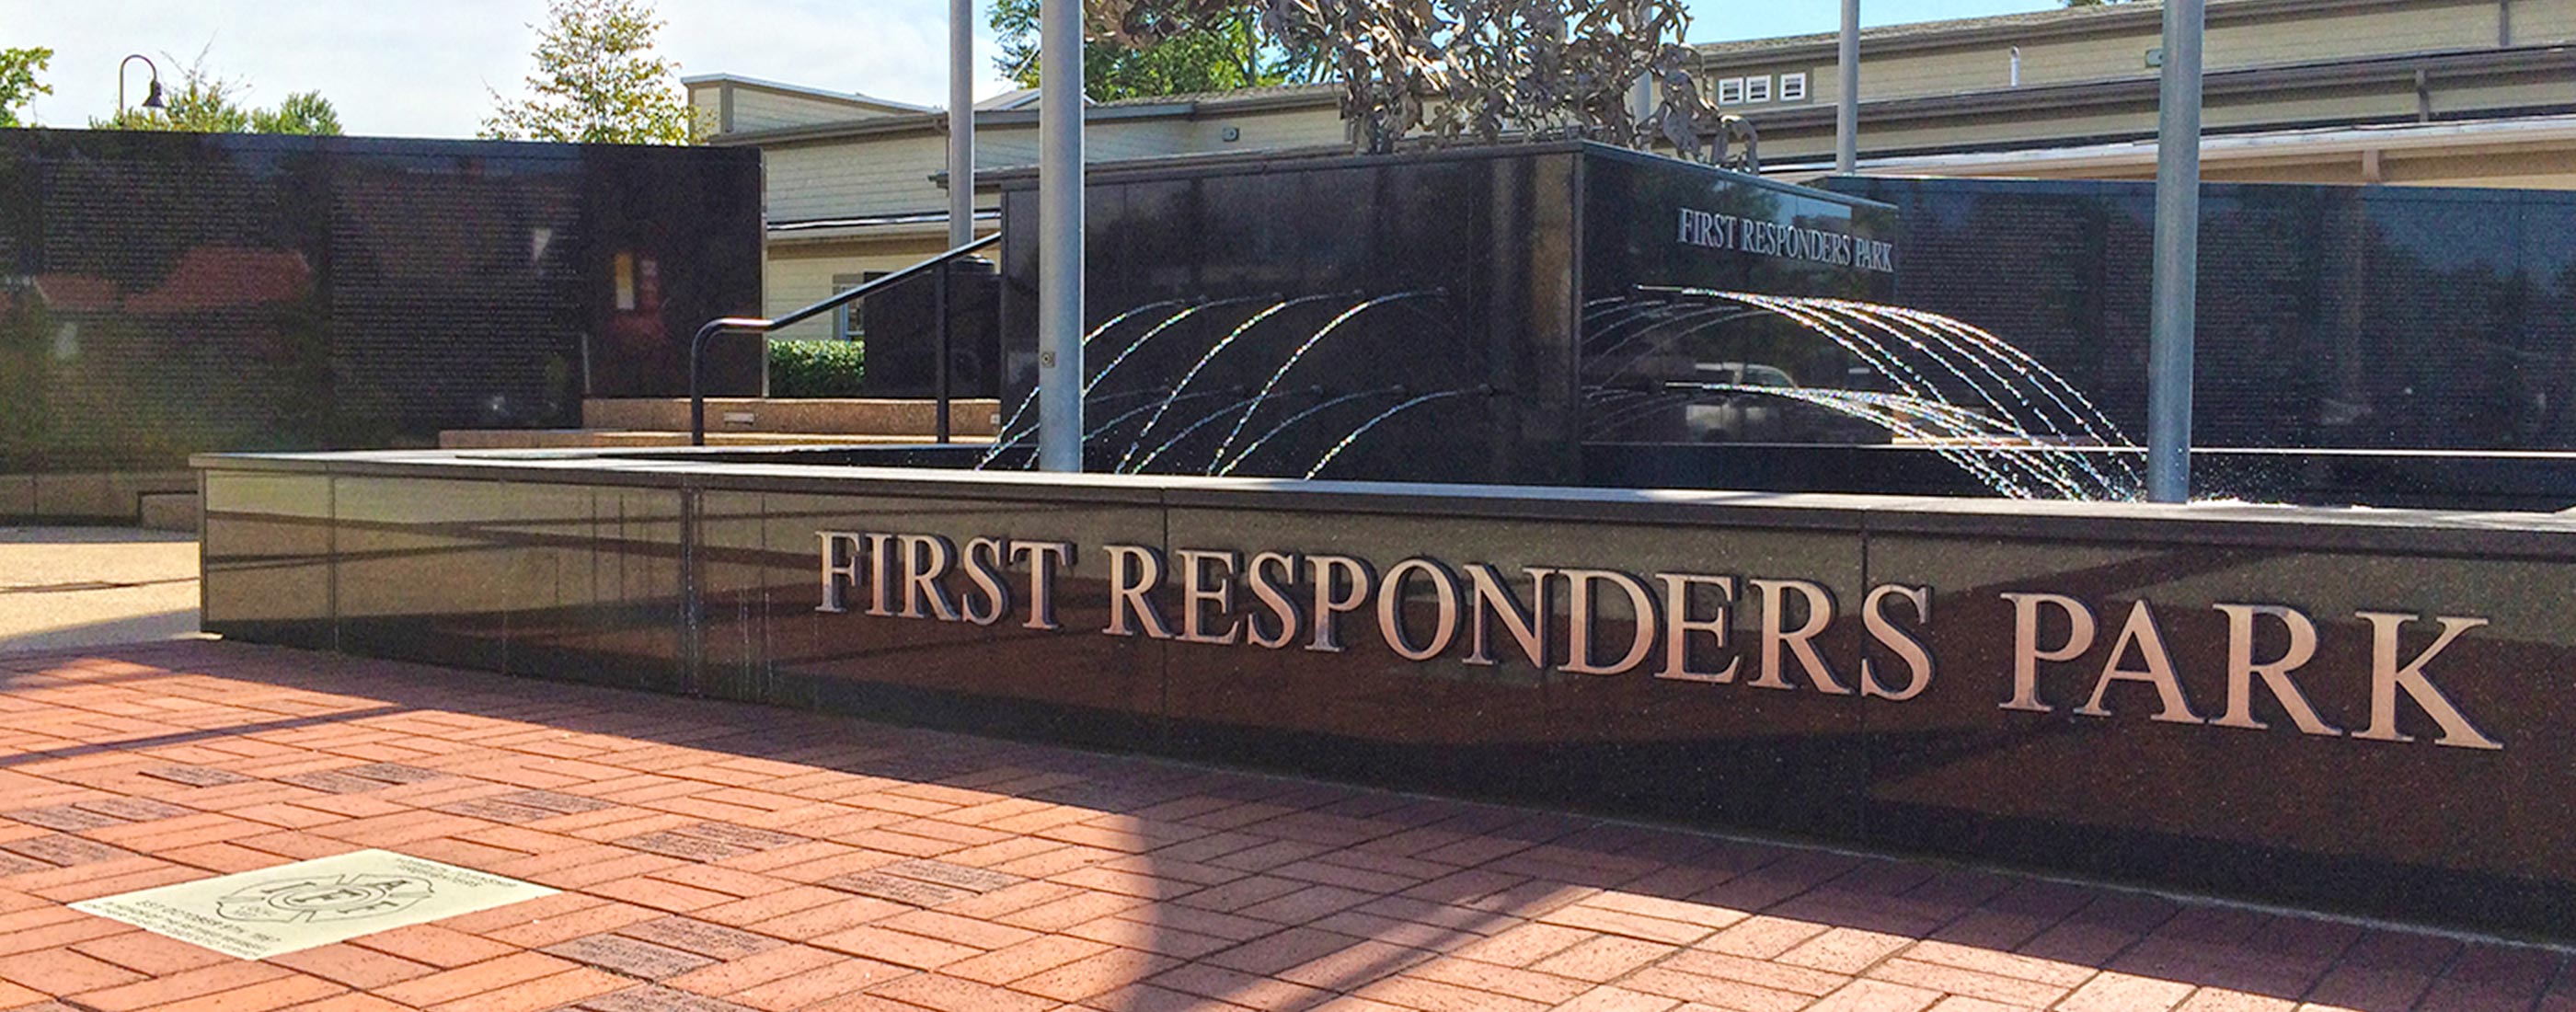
[0,640,2558,1010]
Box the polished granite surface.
[198,448,2576,933]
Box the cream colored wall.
[762,238,963,341]
[730,88,899,132]
[2514,0,2576,41]
[761,116,1255,224]
[1710,0,2514,110]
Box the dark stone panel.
[722,490,1167,752]
[0,130,760,470]
[1158,506,1869,836]
[995,144,1892,486]
[328,476,683,690]
[1822,176,2576,454]
[200,470,335,650]
[191,450,2576,935]
[1862,534,2576,931]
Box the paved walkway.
[0,641,2559,1012]
[0,529,199,656]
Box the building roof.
[1693,2,2154,58]
[681,74,932,114]
[699,0,2468,147]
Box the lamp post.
[118,54,167,120]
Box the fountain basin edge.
[195,446,2576,937]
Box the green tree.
[89,52,342,134]
[0,47,52,127]
[992,0,1317,101]
[483,0,699,144]
[253,91,343,135]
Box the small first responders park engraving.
[73,849,555,960]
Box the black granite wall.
[199,449,2576,936]
[994,144,1896,485]
[0,130,764,470]
[1823,176,2576,452]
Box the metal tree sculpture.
[1085,0,1738,157]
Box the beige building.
[692,0,2576,338]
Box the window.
[1745,75,1773,103]
[832,273,868,341]
[612,252,637,311]
[1716,76,1745,105]
[1778,72,1808,102]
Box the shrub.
[769,339,866,397]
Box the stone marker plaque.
[72,848,555,960]
[816,871,969,907]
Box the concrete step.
[139,492,201,533]
[0,471,196,523]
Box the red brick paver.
[0,640,2558,1012]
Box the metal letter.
[1101,545,1172,639]
[2212,604,2338,735]
[817,532,863,614]
[1465,564,1553,668]
[1375,558,1461,662]
[1748,580,1850,694]
[1655,573,1741,684]
[1562,569,1658,677]
[1175,549,1242,645]
[2355,612,2502,750]
[899,535,962,621]
[1009,541,1074,631]
[2001,592,2094,713]
[1305,555,1374,653]
[1245,551,1303,649]
[2075,600,2203,723]
[1859,583,1935,701]
[960,536,1013,627]
[864,533,899,616]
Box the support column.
[1036,0,1085,472]
[2147,0,2204,502]
[949,0,974,249]
[1835,0,1858,174]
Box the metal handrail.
[689,232,1001,446]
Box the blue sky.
[3,0,2061,139]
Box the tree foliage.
[0,47,52,128]
[88,51,342,134]
[1088,0,1701,153]
[254,91,343,135]
[991,0,1317,101]
[483,0,699,144]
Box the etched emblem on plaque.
[215,873,436,924]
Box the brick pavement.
[0,639,2559,1012]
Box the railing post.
[935,264,953,443]
[689,321,719,447]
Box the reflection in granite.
[197,453,2576,933]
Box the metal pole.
[2147,0,2203,503]
[949,0,975,249]
[1835,0,1858,174]
[1036,0,1085,472]
[935,265,953,443]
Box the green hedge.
[768,339,867,397]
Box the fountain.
[191,140,2576,936]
